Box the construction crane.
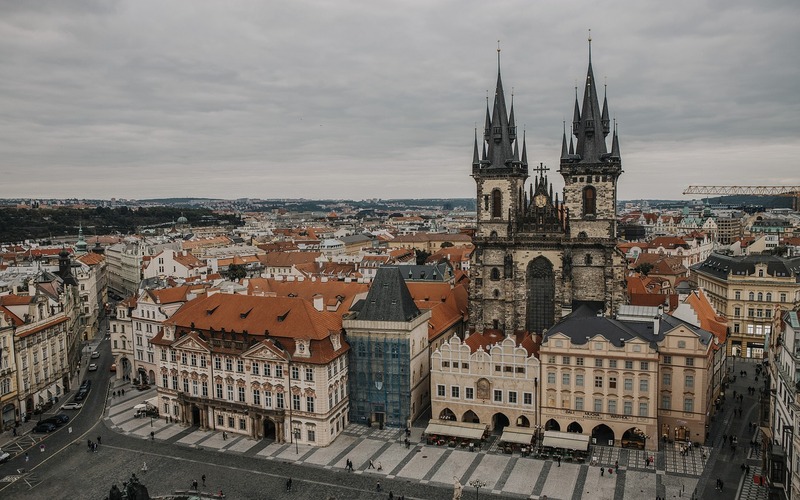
[684,185,800,211]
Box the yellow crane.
[683,185,800,211]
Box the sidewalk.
[106,394,701,499]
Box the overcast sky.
[1,0,798,202]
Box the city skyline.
[1,0,798,201]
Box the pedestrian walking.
[557,455,561,467]
[12,427,16,437]
[614,460,619,472]
[601,467,604,476]
[223,431,227,440]
[368,459,375,469]
[192,479,198,490]
[150,431,155,441]
[376,480,382,492]
[389,491,394,500]
[202,474,206,486]
[285,478,292,492]
[24,452,29,462]
[87,439,92,450]
[404,437,410,449]
[97,436,101,445]
[377,461,383,471]
[142,462,148,473]
[40,443,45,453]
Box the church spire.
[473,128,480,166]
[561,121,568,159]
[572,34,610,163]
[610,120,621,159]
[601,83,610,135]
[484,43,516,169]
[521,130,528,166]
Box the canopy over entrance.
[425,419,487,440]
[542,430,590,451]
[500,426,537,445]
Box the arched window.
[582,186,596,216]
[766,292,772,302]
[492,189,502,218]
[748,292,755,301]
[757,292,763,302]
[490,267,501,280]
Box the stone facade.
[470,50,626,335]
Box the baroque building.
[470,44,626,335]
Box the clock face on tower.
[534,193,548,208]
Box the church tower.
[470,40,626,336]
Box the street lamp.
[293,429,300,454]
[468,479,486,500]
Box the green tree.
[225,263,247,280]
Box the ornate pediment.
[242,341,286,361]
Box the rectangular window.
[608,399,617,414]
[215,383,223,399]
[562,356,570,365]
[562,373,571,385]
[291,366,300,380]
[624,378,633,391]
[306,396,315,413]
[276,393,284,409]
[275,365,283,378]
[305,367,314,382]
[451,386,460,398]
[172,376,178,390]
[575,396,584,410]
[227,385,233,401]
[609,359,617,368]
[202,381,208,397]
[595,358,603,367]
[625,360,633,369]
[623,401,633,415]
[465,387,474,400]
[661,394,670,409]
[265,363,272,377]
[684,397,694,412]
[663,373,671,385]
[239,418,246,430]
[252,362,260,375]
[685,357,694,367]
[214,357,221,370]
[594,376,603,388]
[523,392,532,405]
[494,390,502,402]
[190,353,197,366]
[225,359,232,371]
[640,361,649,370]
[228,416,234,427]
[594,399,603,412]
[200,356,207,368]
[639,402,648,416]
[217,415,223,426]
[307,429,316,442]
[236,360,244,372]
[292,394,301,411]
[685,375,694,388]
[547,356,556,364]
[575,357,584,366]
[639,379,649,392]
[508,391,517,404]
[575,374,584,386]
[437,384,445,397]
[265,391,272,408]
[162,374,168,388]
[253,389,261,405]
[609,377,617,389]
[238,387,246,402]
[663,355,671,364]
[547,372,556,384]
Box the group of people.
[87,436,101,452]
[111,389,126,397]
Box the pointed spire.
[473,128,480,166]
[610,120,621,159]
[572,33,609,162]
[561,121,568,159]
[484,97,491,139]
[513,134,519,161]
[568,129,575,155]
[521,131,528,166]
[601,83,610,135]
[572,86,580,136]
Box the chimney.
[313,294,324,312]
[653,306,663,336]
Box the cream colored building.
[692,253,800,358]
[539,305,716,451]
[430,332,540,436]
[153,293,349,447]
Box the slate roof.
[395,262,453,282]
[692,253,800,282]
[352,267,421,322]
[544,307,713,349]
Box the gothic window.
[584,254,593,265]
[577,231,588,240]
[490,267,500,280]
[582,186,596,216]
[484,195,489,211]
[526,257,555,334]
[493,289,500,298]
[492,189,502,218]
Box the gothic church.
[469,43,626,335]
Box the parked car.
[91,351,100,359]
[80,380,92,391]
[33,422,56,433]
[0,449,10,464]
[74,390,88,402]
[40,417,61,427]
[62,402,83,410]
[88,363,98,371]
[52,413,69,424]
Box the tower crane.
[683,185,800,211]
